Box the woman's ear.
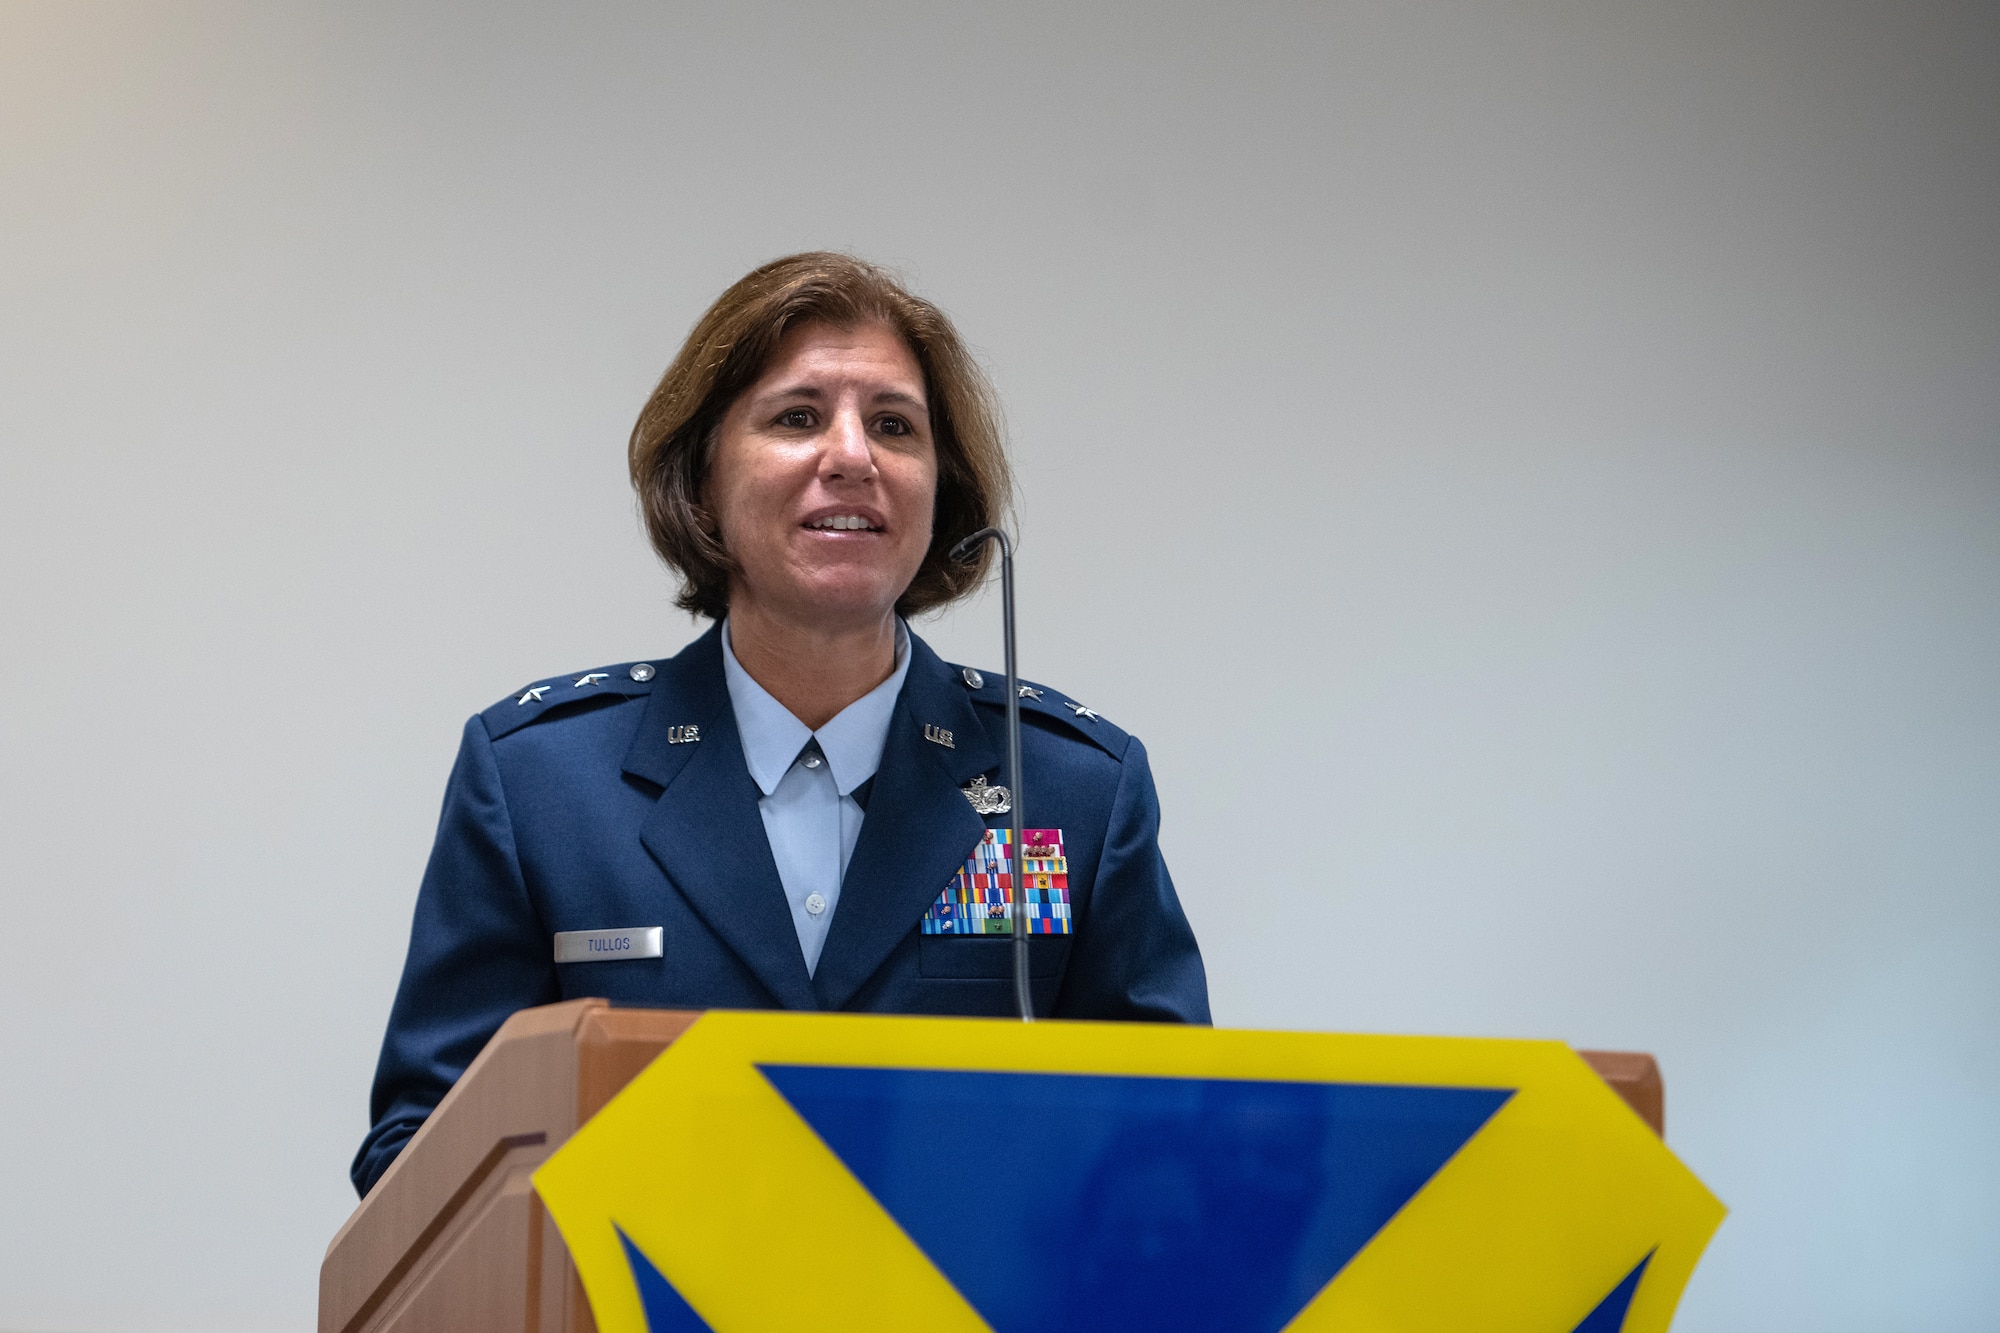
[691,498,722,545]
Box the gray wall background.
[2,3,1995,1329]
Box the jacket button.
[961,666,983,689]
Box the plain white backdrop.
[1,3,1995,1329]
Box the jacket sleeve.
[350,715,560,1196]
[1053,735,1212,1023]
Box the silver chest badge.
[961,774,1012,815]
[553,926,663,963]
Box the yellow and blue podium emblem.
[533,1012,1724,1332]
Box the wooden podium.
[319,1001,1665,1333]
[320,1000,698,1333]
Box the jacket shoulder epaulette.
[950,664,1130,759]
[479,661,660,740]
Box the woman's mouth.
[804,514,883,532]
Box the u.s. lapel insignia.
[961,774,1012,815]
[666,724,700,744]
[924,723,955,749]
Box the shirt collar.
[720,618,911,798]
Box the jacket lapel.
[624,625,818,1011]
[812,634,999,1011]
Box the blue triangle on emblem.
[758,1065,1512,1333]
[615,1225,713,1333]
[1571,1251,1653,1333]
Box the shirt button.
[802,753,823,769]
[805,893,826,916]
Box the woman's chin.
[745,573,911,631]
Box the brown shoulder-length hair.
[630,252,1011,622]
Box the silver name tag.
[553,927,663,964]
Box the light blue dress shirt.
[720,619,912,977]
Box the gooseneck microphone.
[947,526,1032,1021]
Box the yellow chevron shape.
[532,1012,1724,1332]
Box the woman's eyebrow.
[752,384,928,411]
[753,382,828,402]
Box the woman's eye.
[876,415,910,436]
[776,409,814,429]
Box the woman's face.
[706,320,938,633]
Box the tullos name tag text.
[553,926,665,964]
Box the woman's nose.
[820,408,876,479]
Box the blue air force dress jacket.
[353,623,1210,1195]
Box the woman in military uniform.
[354,253,1209,1196]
